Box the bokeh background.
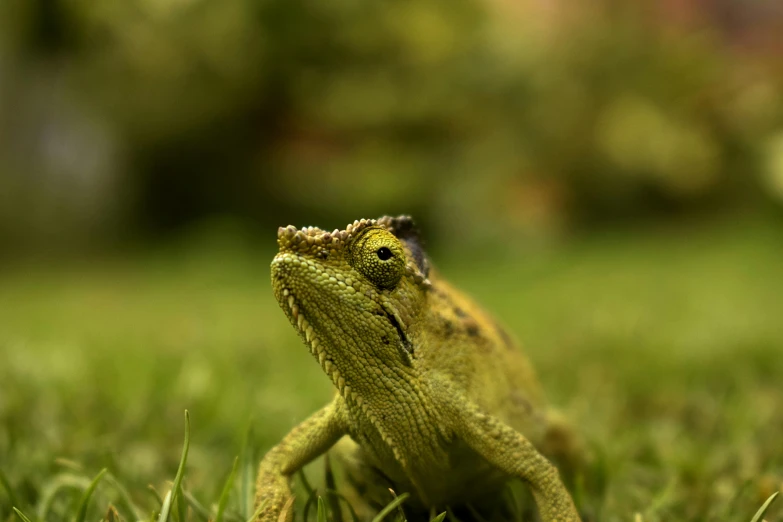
[2,0,783,252]
[1,0,783,521]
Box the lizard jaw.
[279,285,365,409]
[280,286,404,460]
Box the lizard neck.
[321,342,441,429]
[324,343,421,410]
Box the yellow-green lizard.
[256,215,581,522]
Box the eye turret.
[350,228,405,290]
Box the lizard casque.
[256,215,581,522]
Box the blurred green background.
[2,0,783,252]
[1,0,782,521]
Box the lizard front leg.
[256,398,348,522]
[443,392,581,522]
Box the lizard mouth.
[278,285,357,401]
[379,304,414,362]
[383,311,410,349]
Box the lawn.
[1,218,781,522]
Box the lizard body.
[256,216,581,522]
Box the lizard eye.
[350,228,406,290]
[376,247,393,261]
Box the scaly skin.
[256,216,581,522]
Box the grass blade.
[389,490,407,522]
[158,410,191,522]
[183,490,211,522]
[148,485,164,508]
[216,456,239,522]
[239,421,256,521]
[430,513,447,522]
[370,493,409,522]
[159,491,173,522]
[464,505,487,522]
[502,483,521,522]
[54,459,83,472]
[73,468,108,522]
[324,456,343,522]
[298,469,315,497]
[323,490,360,522]
[317,497,328,522]
[37,474,90,521]
[724,479,753,518]
[105,472,144,521]
[302,485,319,522]
[749,491,779,522]
[643,476,677,518]
[12,507,34,522]
[105,504,121,522]
[0,468,21,511]
[176,483,187,522]
[245,500,268,522]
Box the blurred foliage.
[0,0,782,253]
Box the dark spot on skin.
[317,250,328,260]
[381,335,390,345]
[466,324,480,337]
[453,307,467,318]
[442,318,455,337]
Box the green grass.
[1,219,782,521]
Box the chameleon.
[256,215,582,522]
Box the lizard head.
[271,215,431,400]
